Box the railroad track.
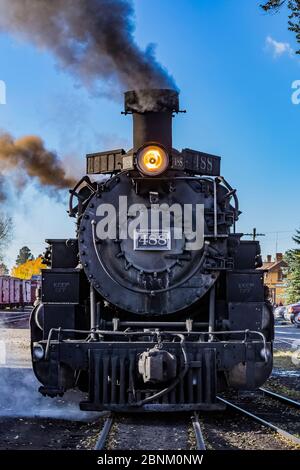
[191,412,206,450]
[94,387,300,450]
[259,387,300,408]
[94,414,114,450]
[0,311,31,325]
[217,394,300,446]
[94,412,206,450]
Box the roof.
[262,259,288,272]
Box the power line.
[263,230,295,234]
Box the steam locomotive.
[30,89,273,411]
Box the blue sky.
[0,0,299,269]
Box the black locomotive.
[31,89,273,411]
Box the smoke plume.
[0,0,176,93]
[0,329,101,421]
[0,174,7,202]
[0,133,76,195]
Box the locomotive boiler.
[30,89,273,411]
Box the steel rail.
[192,413,206,450]
[0,311,29,316]
[94,415,114,450]
[217,396,300,446]
[0,314,30,324]
[259,387,300,409]
[0,313,30,319]
[95,413,206,451]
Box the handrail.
[44,327,268,361]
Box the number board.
[134,230,171,251]
[172,149,221,176]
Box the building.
[262,253,288,305]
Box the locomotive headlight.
[137,144,169,176]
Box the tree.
[0,213,12,252]
[0,213,12,269]
[15,246,34,266]
[0,262,8,275]
[261,1,300,54]
[11,257,46,280]
[293,227,300,244]
[284,228,300,303]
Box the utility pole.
[244,228,265,241]
[275,231,279,253]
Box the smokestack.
[124,89,179,151]
[276,253,283,262]
[267,255,272,263]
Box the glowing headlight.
[137,145,169,176]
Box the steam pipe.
[208,285,216,342]
[44,328,268,361]
[213,178,218,238]
[96,301,102,330]
[90,285,97,341]
[108,321,209,329]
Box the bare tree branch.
[0,213,13,255]
[261,1,300,54]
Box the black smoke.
[0,0,177,94]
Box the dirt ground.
[266,340,300,400]
[0,416,103,450]
[0,324,104,450]
[0,326,31,367]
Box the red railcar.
[30,279,40,305]
[0,276,39,309]
[0,277,10,305]
[21,280,32,305]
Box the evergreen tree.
[292,228,300,244]
[15,246,34,266]
[285,228,300,303]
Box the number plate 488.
[134,230,171,251]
